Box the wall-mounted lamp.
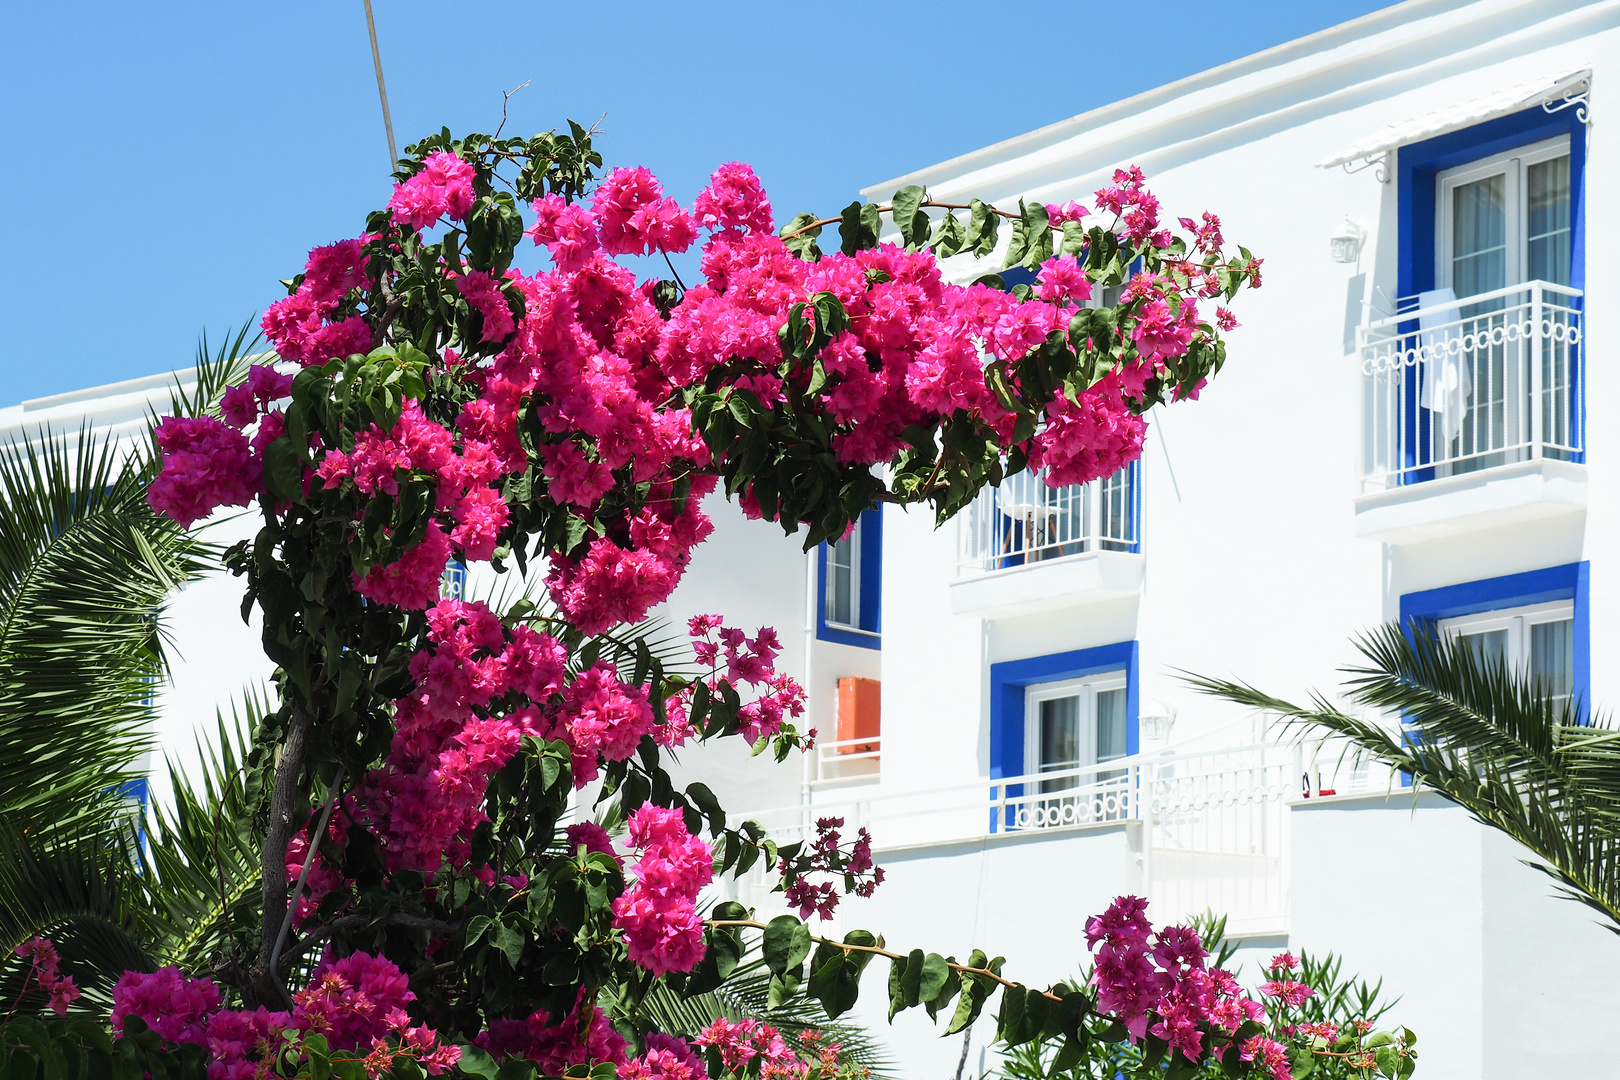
[1329,217,1365,264]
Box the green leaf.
[898,948,924,1010]
[1050,1032,1087,1075]
[780,213,823,261]
[995,983,1027,1045]
[1060,220,1088,257]
[943,950,991,1035]
[918,953,950,1002]
[964,199,1000,258]
[839,201,882,256]
[710,924,744,980]
[684,782,725,835]
[762,915,812,977]
[491,921,525,965]
[930,212,966,258]
[891,185,929,250]
[806,938,869,1021]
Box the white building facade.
[5,3,1615,1077]
[709,2,1619,1078]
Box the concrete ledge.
[949,550,1144,619]
[1353,459,1586,544]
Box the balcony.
[1356,281,1585,543]
[737,727,1304,936]
[950,464,1143,619]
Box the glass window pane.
[1459,628,1508,668]
[1452,174,1506,300]
[1527,156,1572,286]
[1530,619,1574,701]
[826,527,857,627]
[1096,689,1127,762]
[1039,695,1080,793]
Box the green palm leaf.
[0,812,158,1012]
[142,690,271,977]
[0,431,205,831]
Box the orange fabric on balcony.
[835,677,880,754]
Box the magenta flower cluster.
[150,154,1240,646]
[1085,897,1269,1066]
[781,815,883,921]
[276,606,800,940]
[475,989,627,1074]
[695,1017,809,1080]
[13,937,80,1016]
[671,615,806,746]
[111,954,458,1080]
[611,804,714,976]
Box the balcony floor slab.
[950,550,1144,619]
[1354,458,1586,544]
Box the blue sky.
[1,1,1394,405]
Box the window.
[1025,672,1129,795]
[441,559,467,601]
[816,508,882,649]
[1401,562,1589,724]
[1438,137,1571,300]
[825,523,859,629]
[1366,106,1588,488]
[1441,600,1575,706]
[988,642,1139,831]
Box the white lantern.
[1330,217,1365,264]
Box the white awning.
[1317,69,1590,169]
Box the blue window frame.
[1397,106,1586,299]
[988,642,1140,829]
[1393,106,1587,482]
[1394,563,1588,787]
[1400,562,1589,716]
[816,507,882,649]
[441,559,468,601]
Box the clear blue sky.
[0,1,1395,405]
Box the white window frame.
[1436,135,1571,296]
[824,518,861,630]
[1023,671,1128,781]
[1438,599,1574,678]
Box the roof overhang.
[1316,68,1591,170]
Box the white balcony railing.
[812,734,880,787]
[739,731,1302,932]
[1359,281,1583,491]
[958,463,1138,575]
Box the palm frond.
[0,430,210,831]
[620,956,894,1077]
[0,814,158,1012]
[151,323,266,433]
[1186,622,1620,931]
[143,689,272,976]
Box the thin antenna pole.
[362,0,398,170]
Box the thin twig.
[494,81,531,141]
[704,919,1060,1001]
[285,911,461,966]
[779,200,1021,240]
[270,766,346,980]
[248,705,312,1007]
[662,251,688,293]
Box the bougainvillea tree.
[90,118,1400,1080]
